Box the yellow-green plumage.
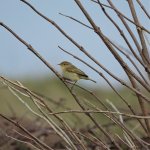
[58,61,96,83]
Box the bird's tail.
[89,78,96,83]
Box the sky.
[0,0,149,88]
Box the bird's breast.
[63,71,79,81]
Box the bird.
[58,61,96,84]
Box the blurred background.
[0,0,149,115]
[0,0,149,86]
[0,2,150,149]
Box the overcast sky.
[0,0,149,87]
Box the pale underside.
[63,71,88,81]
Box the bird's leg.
[71,81,77,91]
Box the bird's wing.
[67,66,88,78]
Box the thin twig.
[17,0,150,102]
[58,46,149,134]
[127,0,150,137]
[0,20,104,148]
[91,0,150,34]
[74,1,150,94]
[136,0,150,19]
[0,114,53,150]
[48,109,150,119]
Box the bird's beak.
[58,63,60,65]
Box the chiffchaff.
[58,61,96,83]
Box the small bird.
[58,61,96,83]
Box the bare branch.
[136,0,150,19]
[0,114,53,150]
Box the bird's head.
[58,61,72,69]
